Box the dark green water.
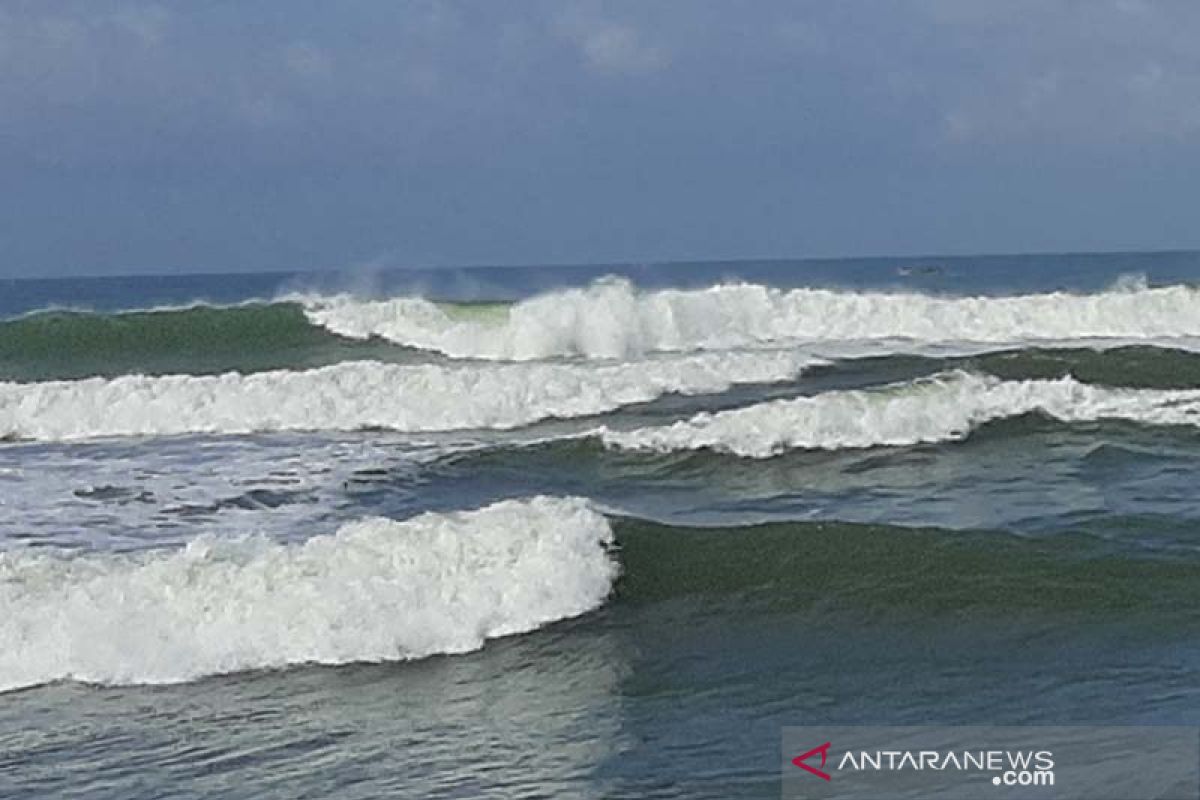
[3,252,1200,798]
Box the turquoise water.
[2,252,1200,798]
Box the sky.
[1,0,1199,277]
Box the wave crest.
[601,371,1200,457]
[0,351,816,442]
[303,279,1200,360]
[0,496,615,691]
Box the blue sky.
[2,0,1198,277]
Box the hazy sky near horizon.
[2,1,1199,277]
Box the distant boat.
[897,264,944,277]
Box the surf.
[303,278,1200,360]
[599,370,1200,457]
[7,503,1194,693]
[0,496,616,692]
[0,351,818,442]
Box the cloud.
[554,9,668,76]
[912,0,1200,144]
[0,0,1196,173]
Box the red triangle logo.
[792,741,832,781]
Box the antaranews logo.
[783,726,1200,800]
[791,742,832,781]
[789,740,1054,788]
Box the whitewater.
[600,371,1200,457]
[6,262,1200,702]
[0,351,816,441]
[302,278,1200,360]
[9,255,1200,800]
[0,497,616,691]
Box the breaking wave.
[303,278,1200,360]
[0,351,815,442]
[0,497,616,691]
[9,280,1199,379]
[601,371,1200,457]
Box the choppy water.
[3,252,1200,798]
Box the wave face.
[303,279,1200,360]
[0,303,408,381]
[0,497,615,691]
[968,345,1200,389]
[613,516,1200,615]
[0,351,814,442]
[601,371,1200,457]
[9,280,1198,378]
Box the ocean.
[2,251,1200,798]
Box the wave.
[966,345,1200,389]
[9,281,1200,380]
[600,371,1200,457]
[0,303,411,382]
[0,351,815,442]
[612,515,1200,614]
[8,501,1195,691]
[0,497,616,691]
[302,278,1200,360]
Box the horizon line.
[4,246,1199,283]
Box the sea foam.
[0,351,816,442]
[601,371,1200,457]
[303,279,1200,360]
[0,496,615,691]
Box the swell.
[613,516,1200,615]
[5,503,1193,692]
[806,346,1200,391]
[967,345,1200,389]
[0,303,412,381]
[10,285,1200,382]
[303,278,1200,360]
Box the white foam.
[0,352,816,442]
[302,279,1200,360]
[0,496,616,691]
[601,371,1200,457]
